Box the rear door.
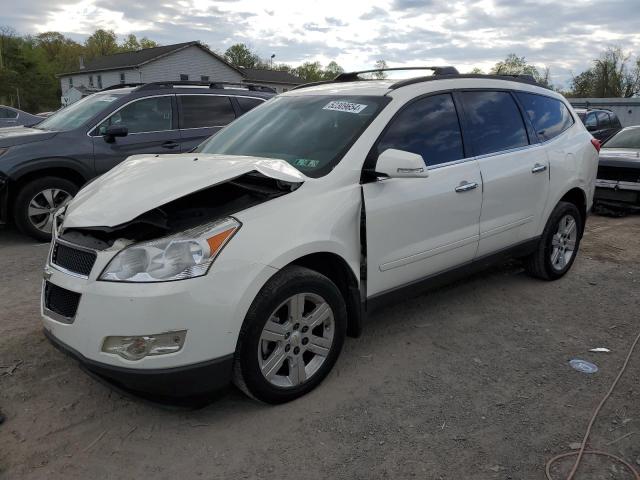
[457,90,549,257]
[91,95,180,175]
[363,92,482,297]
[176,94,239,152]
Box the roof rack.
[389,73,544,89]
[208,82,276,93]
[127,81,276,93]
[100,83,145,91]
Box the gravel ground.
[1,214,639,479]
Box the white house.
[57,41,305,104]
[58,42,244,105]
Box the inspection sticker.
[323,101,368,114]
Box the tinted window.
[376,93,464,167]
[179,95,236,129]
[236,97,265,114]
[516,92,574,141]
[99,96,172,134]
[460,91,528,156]
[196,95,389,178]
[38,93,125,131]
[596,111,610,127]
[610,113,621,127]
[602,128,640,149]
[585,113,597,127]
[0,108,17,119]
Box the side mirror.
[103,125,128,143]
[375,149,429,179]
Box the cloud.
[0,0,638,88]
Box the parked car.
[0,82,273,241]
[42,68,598,404]
[574,107,622,142]
[0,106,44,128]
[594,125,640,210]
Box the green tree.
[294,61,325,82]
[372,59,388,79]
[120,34,140,51]
[569,47,640,98]
[490,53,552,88]
[224,43,260,68]
[84,29,119,59]
[323,60,344,80]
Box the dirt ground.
[1,214,639,480]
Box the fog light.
[101,330,187,361]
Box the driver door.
[91,95,181,175]
[363,93,482,297]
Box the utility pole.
[16,87,20,109]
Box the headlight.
[99,217,240,282]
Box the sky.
[2,0,640,88]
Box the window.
[236,97,265,114]
[196,95,389,178]
[68,78,73,88]
[38,92,125,132]
[516,92,574,141]
[0,108,18,119]
[585,112,597,128]
[97,75,102,89]
[375,93,464,167]
[201,75,210,82]
[89,75,94,87]
[180,74,189,81]
[179,95,236,128]
[602,128,640,149]
[120,72,125,84]
[97,96,172,134]
[596,111,611,127]
[459,91,528,156]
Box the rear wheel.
[524,201,582,280]
[233,266,346,404]
[13,177,78,242]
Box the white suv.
[42,68,599,404]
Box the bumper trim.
[44,328,234,402]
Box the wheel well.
[560,188,587,234]
[7,168,86,216]
[289,252,363,338]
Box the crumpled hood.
[0,126,57,147]
[64,153,306,229]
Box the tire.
[13,176,79,242]
[233,266,347,404]
[524,201,583,280]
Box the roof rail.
[292,66,459,91]
[133,81,276,93]
[100,83,145,91]
[389,73,548,90]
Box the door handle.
[455,181,478,193]
[161,141,180,149]
[532,163,547,174]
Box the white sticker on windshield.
[323,101,368,114]
[97,96,118,102]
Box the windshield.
[603,128,640,149]
[195,95,389,177]
[36,93,125,131]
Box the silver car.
[0,106,45,128]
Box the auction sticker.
[323,101,368,114]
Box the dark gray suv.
[0,82,273,241]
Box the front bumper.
[45,328,233,400]
[594,179,640,207]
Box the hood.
[64,153,306,229]
[0,126,58,147]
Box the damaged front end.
[594,154,640,215]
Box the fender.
[7,157,92,183]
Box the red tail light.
[591,138,601,153]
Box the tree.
[372,59,388,79]
[469,67,484,74]
[490,53,552,87]
[323,61,344,80]
[120,34,140,52]
[224,43,260,68]
[139,37,159,49]
[84,29,119,59]
[294,61,325,82]
[569,47,640,98]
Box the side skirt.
[364,237,540,314]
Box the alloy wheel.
[550,214,577,271]
[27,188,72,234]
[258,293,335,388]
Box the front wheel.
[524,201,583,280]
[233,266,347,404]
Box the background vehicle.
[42,68,598,404]
[575,107,622,142]
[0,106,44,128]
[0,81,273,241]
[595,125,640,210]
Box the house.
[57,41,306,105]
[239,67,304,93]
[58,41,244,105]
[569,98,640,127]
